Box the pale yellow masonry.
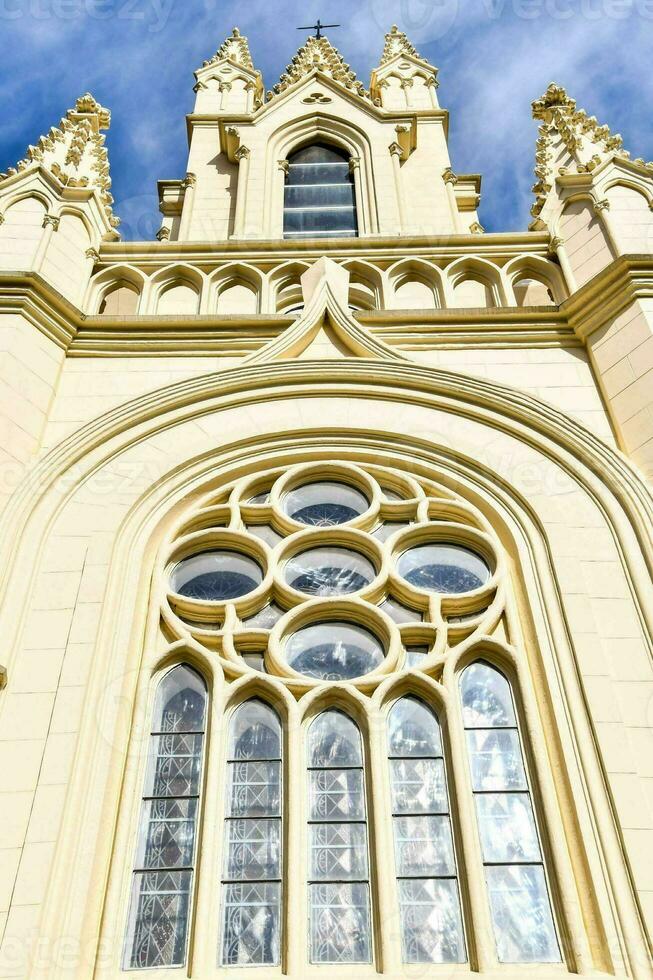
[0,23,652,980]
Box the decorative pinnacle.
[69,92,111,129]
[532,82,576,119]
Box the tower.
[0,26,652,980]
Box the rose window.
[162,461,501,687]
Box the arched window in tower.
[307,709,372,963]
[123,664,207,970]
[387,696,466,963]
[220,699,283,966]
[283,143,358,240]
[460,661,560,963]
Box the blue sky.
[1,0,652,238]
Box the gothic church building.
[0,24,652,980]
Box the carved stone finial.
[442,167,457,185]
[379,23,423,65]
[235,145,251,162]
[532,82,575,119]
[204,26,255,70]
[69,92,111,129]
[156,226,170,241]
[183,172,197,189]
[388,142,403,158]
[530,83,626,219]
[0,94,119,229]
[270,34,368,101]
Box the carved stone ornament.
[204,27,255,71]
[0,91,120,229]
[302,92,332,104]
[42,214,60,231]
[442,167,458,185]
[530,81,628,219]
[271,35,368,101]
[156,226,171,241]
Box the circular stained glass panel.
[284,547,375,596]
[172,551,262,601]
[286,622,384,680]
[283,481,369,527]
[397,543,490,594]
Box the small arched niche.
[98,281,140,315]
[157,281,199,315]
[513,278,555,307]
[217,281,258,315]
[393,277,437,310]
[345,261,383,312]
[452,276,495,309]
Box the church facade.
[0,23,653,980]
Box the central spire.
[271,34,367,99]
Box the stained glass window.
[286,621,385,680]
[461,662,560,963]
[220,699,282,967]
[397,543,490,594]
[283,143,358,240]
[283,481,369,527]
[172,551,262,601]
[387,697,466,963]
[284,546,375,596]
[307,710,372,963]
[123,664,207,970]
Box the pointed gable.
[378,24,423,65]
[0,92,118,228]
[370,25,439,109]
[203,26,255,71]
[268,35,369,102]
[195,28,263,111]
[530,82,634,219]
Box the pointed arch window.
[283,143,358,240]
[461,661,560,963]
[220,699,283,966]
[307,709,372,963]
[123,664,207,970]
[387,696,466,963]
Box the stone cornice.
[359,307,576,349]
[561,255,653,340]
[0,272,79,349]
[95,231,551,265]
[72,314,290,356]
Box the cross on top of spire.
[297,18,340,39]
